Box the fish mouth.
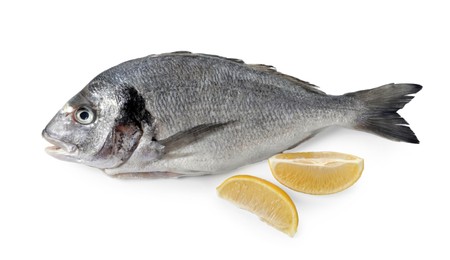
[42,130,79,159]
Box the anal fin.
[108,171,184,179]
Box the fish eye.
[74,107,95,125]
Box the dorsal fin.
[152,52,324,94]
[198,54,245,64]
[156,51,246,64]
[248,64,325,94]
[167,51,193,55]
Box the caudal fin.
[345,83,422,143]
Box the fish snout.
[42,128,78,154]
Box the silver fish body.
[43,52,421,177]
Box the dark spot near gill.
[101,84,149,166]
[117,84,148,126]
[115,84,156,134]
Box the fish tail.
[345,83,422,143]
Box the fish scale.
[43,51,421,177]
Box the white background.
[1,1,449,259]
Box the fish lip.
[42,130,78,156]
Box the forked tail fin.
[345,83,422,143]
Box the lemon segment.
[217,175,298,237]
[269,152,364,195]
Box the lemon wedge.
[217,175,298,237]
[269,152,364,195]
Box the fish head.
[43,81,147,169]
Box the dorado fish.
[42,51,421,177]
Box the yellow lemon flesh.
[217,175,298,237]
[269,152,364,195]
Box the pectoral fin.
[159,121,233,154]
